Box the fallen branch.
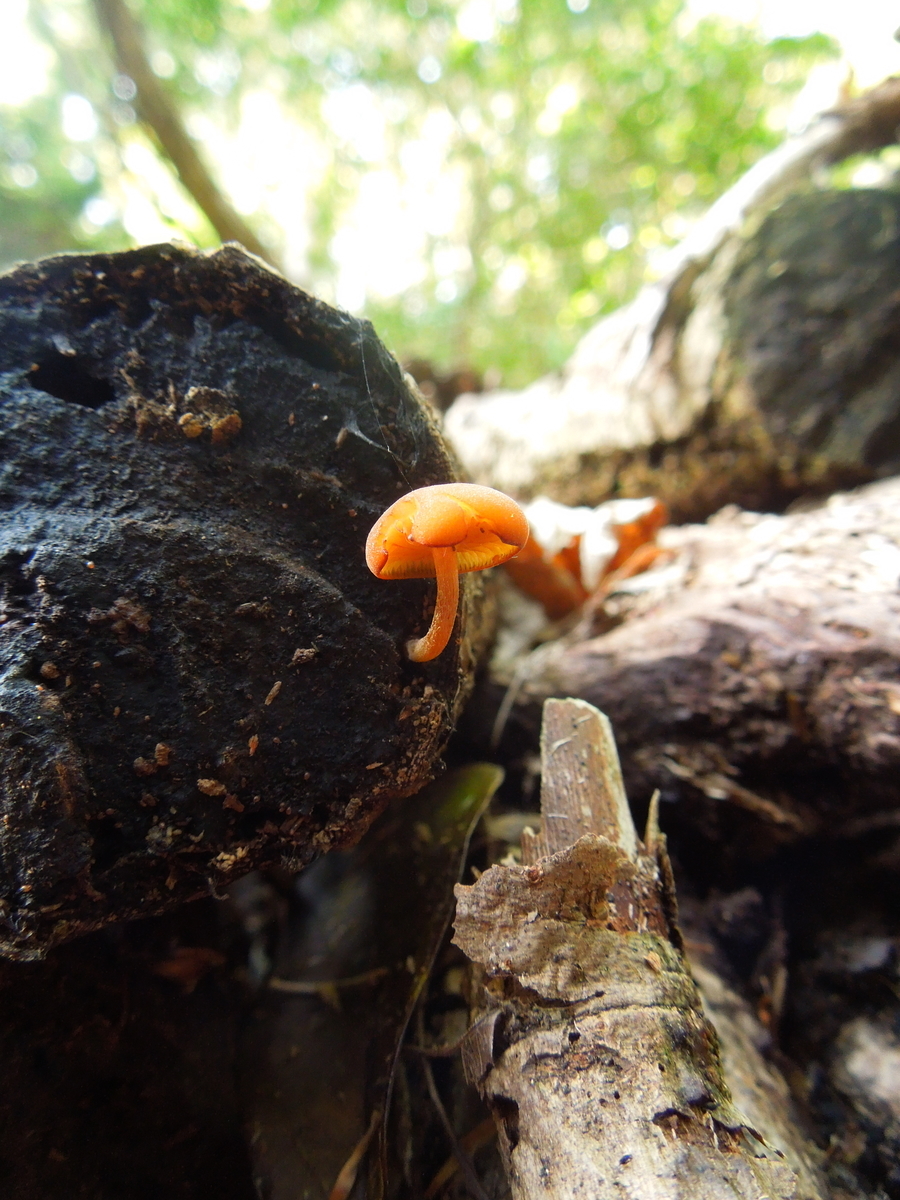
[445,78,900,518]
[502,477,900,858]
[453,698,828,1199]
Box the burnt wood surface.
[0,243,482,957]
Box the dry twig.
[453,698,829,1199]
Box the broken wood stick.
[453,698,827,1200]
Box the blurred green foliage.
[1,0,834,385]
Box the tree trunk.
[91,0,279,268]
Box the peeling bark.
[453,699,829,1199]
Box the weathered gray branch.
[503,476,900,855]
[453,698,829,1200]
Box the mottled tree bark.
[445,79,900,522]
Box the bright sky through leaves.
[0,0,53,107]
[0,0,895,385]
[685,0,900,87]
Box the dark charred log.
[0,242,485,958]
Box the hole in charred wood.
[492,1096,520,1150]
[29,351,115,410]
[0,549,37,594]
[253,312,344,374]
[89,816,129,874]
[0,551,40,628]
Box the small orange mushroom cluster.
[504,496,669,619]
[366,483,529,662]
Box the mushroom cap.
[366,483,529,579]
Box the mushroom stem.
[407,546,460,662]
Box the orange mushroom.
[365,483,529,662]
[504,496,669,619]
